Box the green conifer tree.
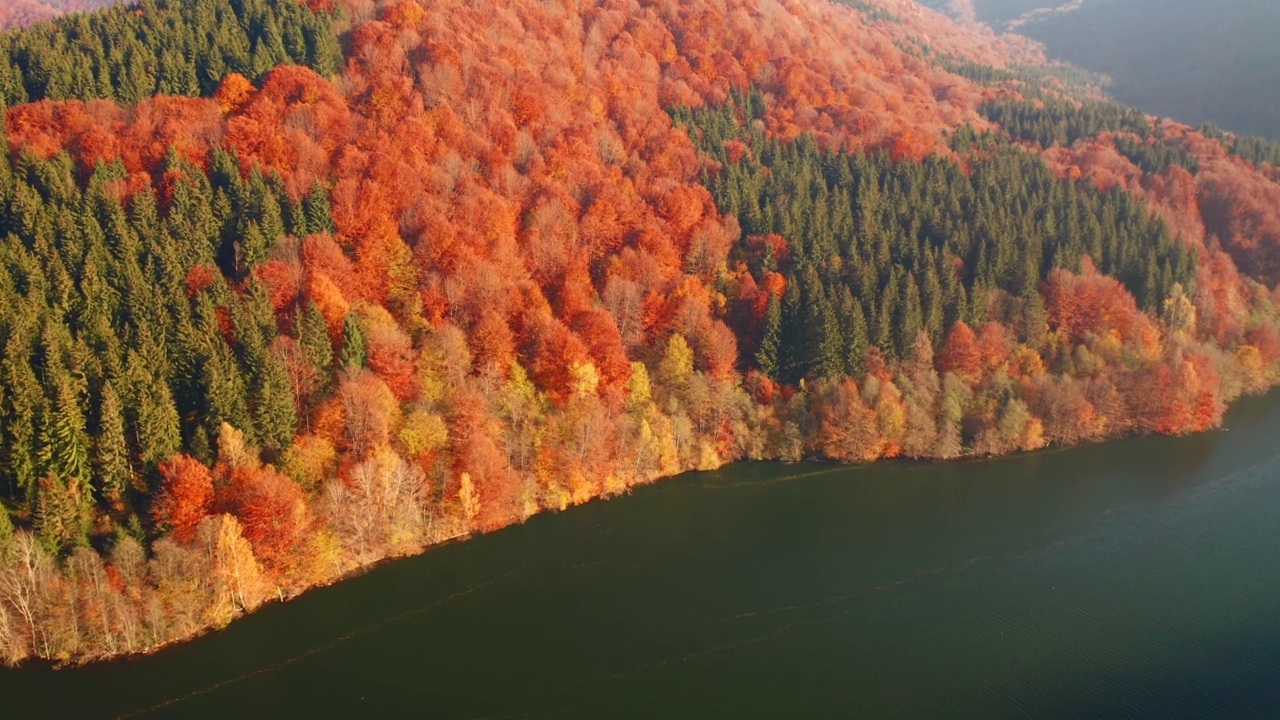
[755,293,782,378]
[135,379,182,467]
[815,292,845,380]
[94,381,132,504]
[38,377,92,491]
[837,287,869,377]
[255,350,298,454]
[1,335,44,503]
[340,314,367,372]
[304,181,335,234]
[0,504,13,555]
[300,302,334,378]
[34,475,88,555]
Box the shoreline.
[27,383,1276,671]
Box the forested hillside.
[2,0,1280,665]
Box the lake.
[5,392,1280,718]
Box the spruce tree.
[38,377,93,491]
[815,292,845,380]
[299,302,334,378]
[237,221,268,276]
[755,293,782,378]
[778,274,804,380]
[255,350,298,454]
[895,273,924,359]
[1,336,43,503]
[203,344,255,442]
[837,287,869,377]
[340,314,367,372]
[304,181,335,235]
[34,475,87,555]
[922,260,945,343]
[875,282,897,359]
[136,379,182,467]
[94,381,132,504]
[0,505,13,555]
[128,187,162,244]
[1019,286,1049,351]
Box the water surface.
[5,393,1280,718]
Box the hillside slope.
[2,0,1280,665]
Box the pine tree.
[1019,286,1049,351]
[0,504,13,554]
[38,377,93,491]
[255,350,298,454]
[203,344,255,442]
[778,274,804,384]
[238,221,268,276]
[165,149,219,265]
[304,181,334,235]
[875,279,897,359]
[34,475,88,556]
[340,314,367,372]
[755,293,782,378]
[815,292,845,380]
[922,260,945,343]
[94,381,132,504]
[1,335,44,503]
[837,287,869,377]
[895,273,924,359]
[299,302,334,379]
[136,379,182,467]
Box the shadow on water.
[4,391,1280,719]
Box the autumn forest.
[2,0,1280,665]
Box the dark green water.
[6,394,1280,718]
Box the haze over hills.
[931,0,1280,141]
[2,0,1280,667]
[0,0,120,30]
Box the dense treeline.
[981,96,1151,148]
[0,131,338,553]
[941,57,1111,101]
[942,61,1198,175]
[835,0,899,24]
[1232,134,1280,169]
[1112,134,1199,175]
[677,89,1194,379]
[1196,123,1280,169]
[0,0,340,107]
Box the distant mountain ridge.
[927,0,1280,142]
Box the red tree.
[937,321,981,382]
[152,455,215,543]
[221,466,311,571]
